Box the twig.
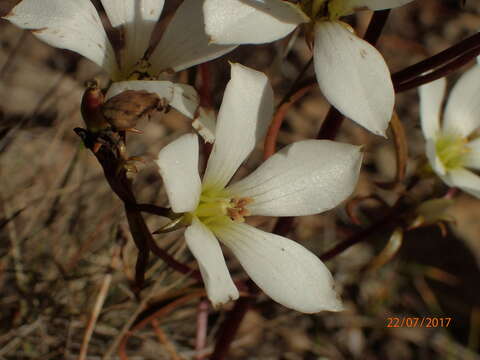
[199,63,213,108]
[136,203,171,217]
[0,31,27,80]
[195,300,209,360]
[118,290,206,360]
[147,235,201,280]
[102,271,190,358]
[391,31,480,85]
[151,319,183,360]
[320,212,396,262]
[263,83,314,159]
[263,57,314,159]
[1,192,27,292]
[210,296,253,360]
[44,146,81,226]
[0,319,41,357]
[390,112,408,183]
[78,269,114,360]
[319,176,421,262]
[395,47,480,92]
[74,126,173,290]
[65,210,117,271]
[316,106,344,140]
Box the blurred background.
[1,0,480,359]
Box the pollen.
[227,197,254,223]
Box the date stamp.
[386,317,452,328]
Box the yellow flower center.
[185,187,253,230]
[435,133,470,170]
[299,0,347,21]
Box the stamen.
[190,189,254,228]
[227,197,254,223]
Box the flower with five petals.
[419,64,480,198]
[156,63,363,312]
[203,0,415,136]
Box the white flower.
[203,0,415,136]
[419,65,480,198]
[156,63,363,313]
[4,0,236,118]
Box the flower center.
[435,132,470,170]
[126,60,156,80]
[188,187,253,229]
[299,0,346,21]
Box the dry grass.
[1,1,480,359]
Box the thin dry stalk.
[0,31,27,80]
[1,192,27,291]
[118,290,206,360]
[78,273,113,360]
[151,319,183,360]
[103,272,189,359]
[195,300,209,360]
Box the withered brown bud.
[81,79,110,132]
[101,90,161,132]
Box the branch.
[392,31,480,85]
[395,46,480,92]
[210,296,254,360]
[74,128,199,291]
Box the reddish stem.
[147,235,201,280]
[392,31,480,85]
[195,300,210,360]
[395,47,480,92]
[199,63,213,108]
[263,84,314,159]
[118,291,206,359]
[210,296,253,360]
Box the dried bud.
[102,90,161,132]
[81,79,109,132]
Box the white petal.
[215,223,343,313]
[149,0,236,74]
[156,134,201,213]
[425,138,446,176]
[185,218,239,307]
[203,63,273,190]
[464,138,480,170]
[4,0,119,77]
[101,0,164,74]
[106,80,199,119]
[192,107,217,144]
[443,66,480,137]
[313,21,394,136]
[330,0,414,16]
[442,168,480,199]
[418,78,445,140]
[203,0,307,45]
[228,140,362,216]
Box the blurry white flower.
[156,63,363,313]
[203,0,415,136]
[4,0,235,118]
[419,65,480,198]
